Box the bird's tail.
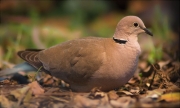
[0,62,37,77]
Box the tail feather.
[18,50,42,69]
[0,49,51,77]
[17,50,51,75]
[0,62,37,77]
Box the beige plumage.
[3,16,153,92]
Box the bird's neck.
[113,37,127,44]
[112,34,141,55]
[113,33,139,44]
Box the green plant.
[148,45,163,64]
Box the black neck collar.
[113,37,127,44]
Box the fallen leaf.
[146,89,166,99]
[117,90,133,96]
[28,81,44,96]
[10,86,32,103]
[159,92,180,102]
[129,87,140,94]
[108,90,119,100]
[89,87,105,99]
[111,96,136,108]
[72,95,99,107]
[0,95,16,108]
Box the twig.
[17,87,31,107]
[32,66,42,81]
[43,92,89,96]
[148,64,159,90]
[49,96,70,103]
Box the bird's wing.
[38,38,106,84]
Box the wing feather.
[17,50,51,74]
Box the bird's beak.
[141,27,153,36]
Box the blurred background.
[0,0,179,66]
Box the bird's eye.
[133,23,139,27]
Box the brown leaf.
[72,95,99,107]
[108,90,119,100]
[28,81,44,96]
[110,96,136,108]
[0,95,16,108]
[89,87,105,99]
[117,90,133,96]
[10,86,32,103]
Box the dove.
[0,16,153,92]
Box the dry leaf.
[117,90,133,96]
[108,90,119,100]
[72,95,99,107]
[28,81,44,96]
[89,87,105,99]
[129,87,140,94]
[111,96,136,108]
[159,92,180,102]
[146,89,166,100]
[0,95,16,108]
[10,86,32,103]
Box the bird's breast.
[91,43,140,86]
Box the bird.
[0,16,153,92]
